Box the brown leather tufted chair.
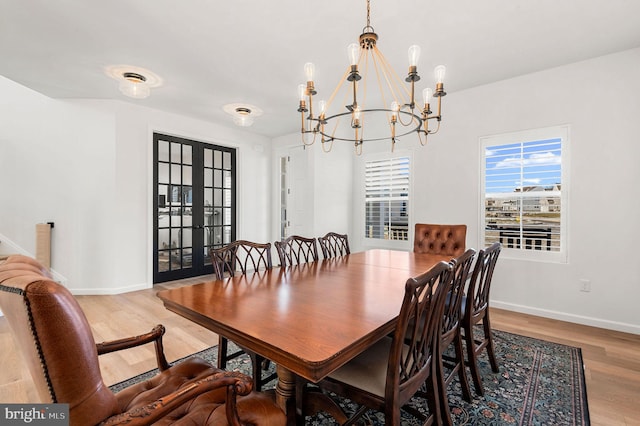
[0,255,286,426]
[413,223,467,257]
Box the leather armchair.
[0,255,286,426]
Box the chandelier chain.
[366,0,371,29]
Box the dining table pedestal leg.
[275,365,348,425]
[275,365,297,424]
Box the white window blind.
[365,156,410,241]
[481,126,568,261]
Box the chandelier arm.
[417,130,428,146]
[321,137,334,153]
[428,117,440,135]
[307,92,315,121]
[436,93,443,118]
[301,130,317,146]
[396,100,415,126]
[355,140,363,156]
[300,109,307,134]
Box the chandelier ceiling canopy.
[297,0,448,154]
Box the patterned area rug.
[110,329,590,425]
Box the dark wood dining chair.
[0,255,286,426]
[318,232,350,258]
[462,242,502,395]
[274,235,319,267]
[210,240,277,392]
[414,223,467,257]
[437,248,476,424]
[298,261,454,425]
[211,239,273,277]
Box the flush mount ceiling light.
[223,103,263,127]
[297,0,448,154]
[105,65,163,99]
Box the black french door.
[153,133,236,283]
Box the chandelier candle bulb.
[297,84,307,114]
[435,65,446,83]
[298,84,306,101]
[304,62,315,82]
[352,107,362,128]
[304,62,317,95]
[390,101,399,121]
[318,100,327,119]
[422,88,432,109]
[348,43,360,66]
[408,45,421,67]
[434,65,447,96]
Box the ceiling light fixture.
[223,103,263,127]
[297,0,448,154]
[105,65,163,100]
[119,72,150,99]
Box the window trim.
[479,125,570,263]
[362,150,413,249]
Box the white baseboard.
[70,282,152,296]
[492,300,640,335]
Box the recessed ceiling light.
[105,65,163,99]
[223,103,263,127]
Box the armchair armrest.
[98,370,253,426]
[96,324,170,371]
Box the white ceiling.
[2,0,639,139]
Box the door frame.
[152,133,236,283]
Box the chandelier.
[297,0,447,155]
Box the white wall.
[0,77,117,290]
[0,78,271,294]
[405,47,640,333]
[271,134,352,241]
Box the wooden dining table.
[157,249,451,423]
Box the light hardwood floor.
[1,276,639,425]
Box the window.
[365,156,410,241]
[481,126,568,262]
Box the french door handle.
[193,225,204,229]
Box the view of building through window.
[483,136,563,252]
[365,156,410,241]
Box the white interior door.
[279,146,312,239]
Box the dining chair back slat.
[318,232,350,258]
[274,235,319,267]
[211,240,272,278]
